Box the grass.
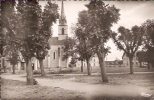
[1,78,86,100]
[72,74,154,87]
[69,67,154,74]
[38,73,154,88]
[7,66,154,75]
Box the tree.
[141,19,154,68]
[146,47,154,69]
[112,26,143,74]
[62,24,93,75]
[63,37,76,61]
[69,58,77,68]
[0,3,2,56]
[8,51,18,74]
[118,60,123,67]
[16,0,42,85]
[2,0,59,83]
[35,1,59,77]
[74,10,94,75]
[1,0,17,72]
[78,56,84,72]
[1,0,16,37]
[136,51,147,68]
[85,0,120,82]
[3,36,19,74]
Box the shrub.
[33,70,41,75]
[59,67,78,74]
[47,70,56,74]
[33,79,38,85]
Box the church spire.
[59,0,67,25]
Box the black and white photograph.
[0,0,154,100]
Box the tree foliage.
[136,51,147,67]
[85,0,120,82]
[63,37,76,60]
[112,25,144,74]
[1,0,17,73]
[1,0,59,84]
[141,19,154,68]
[36,1,59,60]
[35,1,59,77]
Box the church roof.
[49,37,65,45]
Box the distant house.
[76,54,123,69]
[122,53,139,67]
[76,53,99,69]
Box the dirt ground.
[1,78,86,100]
[1,72,154,100]
[35,73,154,100]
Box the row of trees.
[1,0,153,84]
[63,0,121,82]
[63,0,154,82]
[113,19,154,73]
[1,0,59,85]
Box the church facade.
[43,0,68,68]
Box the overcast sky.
[40,1,154,61]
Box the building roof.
[49,37,65,45]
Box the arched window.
[62,28,64,35]
[58,48,60,57]
[53,52,56,59]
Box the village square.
[0,0,154,100]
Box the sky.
[40,1,154,61]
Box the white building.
[76,54,100,69]
[122,53,139,67]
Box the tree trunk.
[12,65,15,74]
[152,62,154,68]
[25,59,29,83]
[2,58,6,73]
[86,58,91,75]
[148,62,150,69]
[97,51,109,82]
[26,58,34,85]
[129,57,134,74]
[139,61,142,68]
[81,61,83,72]
[39,59,45,77]
[3,66,6,73]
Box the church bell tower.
[58,0,68,40]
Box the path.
[54,71,154,76]
[1,73,154,100]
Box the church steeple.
[58,0,68,40]
[59,0,67,25]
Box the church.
[43,0,68,69]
